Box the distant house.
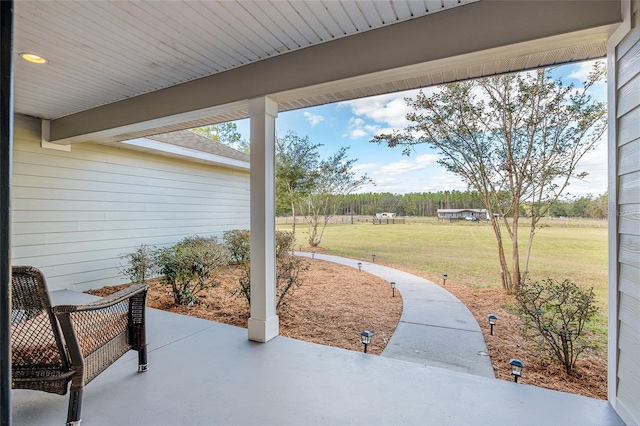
[12,118,250,292]
[375,212,397,219]
[437,209,489,221]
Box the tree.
[300,147,372,247]
[587,192,608,219]
[372,64,606,293]
[275,131,322,246]
[191,122,249,153]
[378,193,403,215]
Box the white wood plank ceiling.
[13,0,477,121]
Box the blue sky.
[234,60,608,197]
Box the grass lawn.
[281,217,609,346]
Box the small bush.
[118,244,157,284]
[276,252,308,312]
[275,230,295,257]
[156,235,230,305]
[223,229,251,264]
[230,229,306,312]
[516,278,598,374]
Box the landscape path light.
[357,262,362,272]
[509,359,524,383]
[442,274,448,286]
[487,314,497,335]
[360,331,374,353]
[311,251,315,259]
[371,254,376,262]
[391,281,396,297]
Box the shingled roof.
[147,130,249,163]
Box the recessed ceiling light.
[19,52,48,64]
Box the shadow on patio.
[12,291,622,426]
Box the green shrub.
[275,230,295,257]
[156,235,230,305]
[223,229,251,264]
[118,244,157,284]
[276,252,308,311]
[230,229,307,312]
[516,278,598,374]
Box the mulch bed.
[397,269,607,400]
[88,257,606,400]
[88,258,402,356]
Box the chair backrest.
[11,266,69,370]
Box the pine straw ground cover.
[88,255,606,400]
[431,280,607,400]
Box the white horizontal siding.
[617,321,640,423]
[619,204,640,235]
[616,72,640,117]
[11,115,250,292]
[620,263,640,295]
[611,4,640,424]
[618,105,639,146]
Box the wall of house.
[11,115,250,292]
[609,1,640,424]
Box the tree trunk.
[511,210,521,293]
[308,215,320,247]
[523,217,537,282]
[490,216,512,292]
[290,200,297,250]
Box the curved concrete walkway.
[296,252,495,378]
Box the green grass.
[282,218,609,345]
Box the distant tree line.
[276,191,608,219]
[545,193,608,219]
[336,191,483,217]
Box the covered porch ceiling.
[14,0,622,146]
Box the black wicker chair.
[11,266,148,425]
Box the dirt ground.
[88,256,607,400]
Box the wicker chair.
[11,266,148,425]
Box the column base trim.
[248,316,279,343]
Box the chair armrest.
[52,284,148,374]
[52,284,148,314]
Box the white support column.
[247,96,279,343]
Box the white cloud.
[348,128,368,139]
[357,176,400,193]
[347,97,410,128]
[338,88,442,141]
[564,141,608,197]
[303,111,324,126]
[567,59,601,82]
[339,90,422,128]
[344,117,384,140]
[352,163,378,173]
[379,154,439,175]
[359,166,467,194]
[350,153,466,194]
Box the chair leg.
[66,389,83,426]
[138,346,148,372]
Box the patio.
[3,1,638,424]
[11,290,622,426]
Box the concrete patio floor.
[11,291,622,426]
